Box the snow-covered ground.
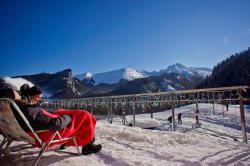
[0,103,250,166]
[122,103,250,140]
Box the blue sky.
[1,0,250,77]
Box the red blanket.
[31,109,96,148]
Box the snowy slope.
[1,103,249,166]
[92,68,148,85]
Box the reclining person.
[14,85,102,155]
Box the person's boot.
[82,142,102,155]
[60,138,96,151]
[59,144,68,150]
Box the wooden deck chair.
[0,98,80,166]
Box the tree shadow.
[97,151,130,166]
[197,147,250,165]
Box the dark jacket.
[13,100,72,131]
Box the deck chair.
[0,98,80,166]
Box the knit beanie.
[28,86,42,96]
[20,84,30,96]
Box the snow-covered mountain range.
[75,63,212,85]
[0,63,212,99]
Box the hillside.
[199,48,250,88]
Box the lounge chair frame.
[0,98,80,166]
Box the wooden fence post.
[195,102,200,126]
[107,105,110,123]
[171,93,175,131]
[90,103,93,114]
[109,98,113,124]
[238,89,247,143]
[212,102,215,116]
[132,103,136,127]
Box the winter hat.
[20,84,30,96]
[28,86,42,96]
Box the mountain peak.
[84,72,93,79]
[158,63,212,79]
[175,63,187,67]
[122,68,147,81]
[91,67,147,84]
[75,72,93,81]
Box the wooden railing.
[42,86,250,143]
